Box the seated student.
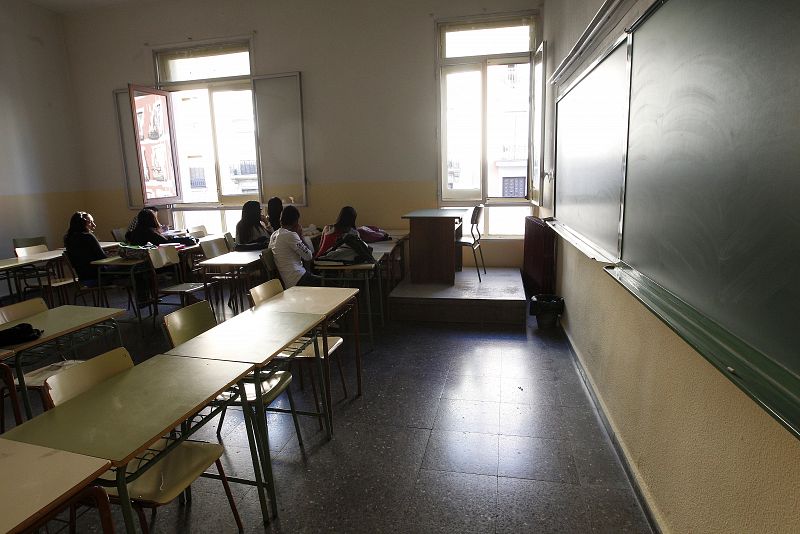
[268,205,321,287]
[235,200,271,249]
[125,206,159,238]
[315,206,358,258]
[126,208,169,246]
[266,196,283,233]
[64,211,107,286]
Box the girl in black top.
[235,200,271,249]
[266,197,283,234]
[126,209,169,246]
[64,211,107,285]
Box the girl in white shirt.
[268,205,321,287]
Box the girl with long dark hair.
[64,211,107,284]
[315,206,358,258]
[235,200,270,249]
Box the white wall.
[0,0,84,256]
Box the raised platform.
[388,267,527,327]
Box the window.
[438,16,537,235]
[117,41,308,216]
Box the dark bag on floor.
[0,323,43,347]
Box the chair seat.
[103,440,223,504]
[17,360,84,388]
[456,236,478,246]
[277,336,343,359]
[160,282,205,294]
[44,277,78,288]
[218,370,292,405]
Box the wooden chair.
[199,238,237,310]
[249,280,349,400]
[0,298,84,413]
[260,248,283,286]
[187,225,208,238]
[13,243,63,304]
[162,301,304,443]
[42,347,243,534]
[146,247,205,316]
[110,227,127,242]
[0,362,23,433]
[12,236,47,249]
[456,205,487,282]
[224,232,236,252]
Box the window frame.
[436,13,538,237]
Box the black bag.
[318,233,375,264]
[0,323,43,347]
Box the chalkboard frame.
[553,33,632,262]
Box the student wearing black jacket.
[126,209,169,246]
[64,211,107,285]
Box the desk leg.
[362,272,374,350]
[375,266,384,327]
[313,335,332,440]
[352,298,363,397]
[116,466,137,534]
[239,378,270,524]
[15,352,33,419]
[251,368,278,518]
[321,323,333,434]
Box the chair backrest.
[188,225,208,238]
[249,279,284,307]
[148,246,180,270]
[15,244,48,257]
[110,227,127,242]
[471,205,484,226]
[12,236,46,249]
[470,205,483,240]
[0,297,48,324]
[43,347,133,408]
[260,248,282,282]
[163,300,217,347]
[224,232,235,252]
[200,237,228,259]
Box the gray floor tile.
[586,486,653,533]
[497,477,591,533]
[571,439,630,489]
[405,470,498,534]
[422,430,499,476]
[499,402,567,439]
[500,377,559,405]
[442,374,502,402]
[498,435,579,484]
[433,399,500,433]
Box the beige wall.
[57,0,536,267]
[543,1,800,532]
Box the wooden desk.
[2,354,256,533]
[166,309,327,518]
[402,209,469,284]
[253,287,362,427]
[0,438,111,534]
[2,305,125,417]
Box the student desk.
[165,308,327,518]
[0,305,124,418]
[0,438,112,534]
[199,250,262,315]
[2,354,257,534]
[251,286,362,428]
[401,209,469,285]
[314,262,380,346]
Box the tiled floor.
[7,297,652,533]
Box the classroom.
[0,0,798,532]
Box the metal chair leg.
[285,386,304,448]
[216,460,244,532]
[478,244,486,274]
[472,247,481,282]
[216,405,228,437]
